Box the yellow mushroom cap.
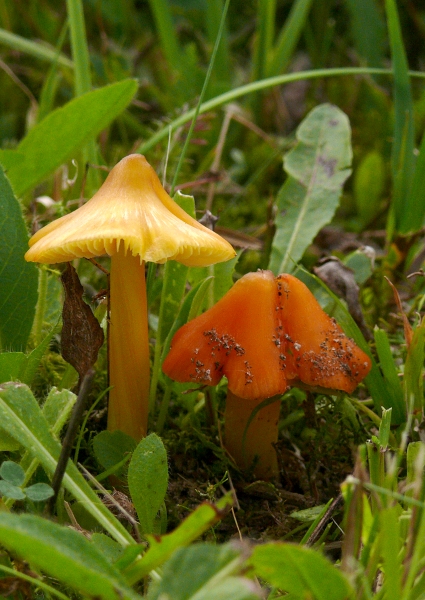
[25,154,236,266]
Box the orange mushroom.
[25,154,235,441]
[162,270,371,479]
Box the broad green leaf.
[42,386,77,432]
[268,103,352,275]
[127,433,168,535]
[125,498,231,584]
[24,483,54,502]
[0,79,138,199]
[250,543,354,600]
[0,481,25,500]
[0,461,25,486]
[0,513,141,600]
[0,166,38,351]
[91,533,125,564]
[0,382,134,546]
[92,430,137,480]
[147,543,259,600]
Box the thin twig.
[48,369,95,509]
[305,493,343,547]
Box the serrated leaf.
[0,461,25,486]
[0,382,133,546]
[127,433,168,535]
[250,542,354,600]
[0,513,141,600]
[0,79,138,199]
[0,166,38,350]
[269,103,352,274]
[24,483,54,502]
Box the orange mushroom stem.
[162,270,371,479]
[25,154,235,441]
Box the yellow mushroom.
[26,154,235,440]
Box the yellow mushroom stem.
[224,391,281,479]
[108,247,150,440]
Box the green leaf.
[345,0,386,67]
[125,499,230,584]
[127,433,168,535]
[269,103,352,274]
[0,79,138,199]
[0,326,56,387]
[250,543,354,600]
[92,430,137,480]
[24,483,54,502]
[0,353,27,384]
[42,387,77,432]
[0,430,20,452]
[374,327,404,413]
[0,382,134,546]
[385,0,415,234]
[0,481,25,500]
[404,319,425,414]
[354,150,385,225]
[91,533,125,564]
[0,166,38,351]
[0,513,141,600]
[147,543,259,600]
[0,461,25,486]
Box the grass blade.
[137,66,422,155]
[385,0,415,235]
[267,0,314,77]
[0,28,73,69]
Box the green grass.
[2,0,425,598]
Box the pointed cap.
[25,154,236,266]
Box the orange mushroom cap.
[162,270,371,397]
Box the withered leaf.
[61,263,104,378]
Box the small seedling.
[0,461,53,503]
